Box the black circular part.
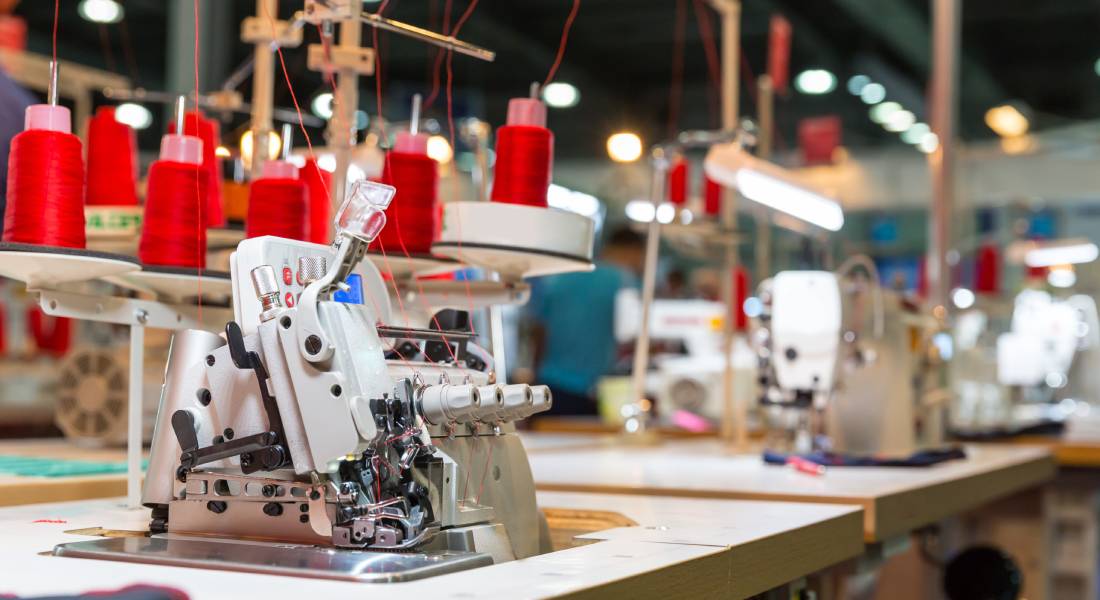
[205,355,216,366]
[280,316,292,329]
[305,335,323,355]
[223,428,234,440]
[206,501,227,514]
[309,490,321,500]
[175,466,188,483]
[196,388,211,406]
[299,514,310,524]
[263,502,284,517]
[262,484,277,498]
[330,384,342,397]
[784,347,798,361]
[943,546,1022,600]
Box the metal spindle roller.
[298,255,327,285]
[418,384,481,425]
[250,265,283,322]
[500,384,534,420]
[475,385,506,422]
[529,385,552,417]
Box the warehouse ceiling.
[12,0,1100,160]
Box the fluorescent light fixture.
[984,104,1029,138]
[883,109,916,133]
[860,82,886,104]
[917,132,939,154]
[78,0,123,24]
[426,135,453,163]
[1024,241,1099,268]
[1048,266,1077,288]
[114,103,152,130]
[794,69,836,95]
[311,93,334,120]
[704,143,844,232]
[625,199,656,222]
[541,82,580,108]
[952,287,976,310]
[847,74,870,96]
[548,183,601,218]
[901,122,930,144]
[607,132,643,163]
[869,101,901,124]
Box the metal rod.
[127,321,145,509]
[250,0,278,178]
[928,0,959,313]
[529,81,539,100]
[328,13,362,218]
[281,122,293,160]
[47,60,58,106]
[410,94,421,136]
[174,95,186,134]
[360,11,496,62]
[627,149,671,435]
[755,74,774,289]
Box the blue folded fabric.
[0,455,145,477]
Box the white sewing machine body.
[54,182,553,581]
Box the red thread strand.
[490,125,552,207]
[301,158,333,245]
[542,0,581,88]
[373,152,439,254]
[169,111,224,227]
[246,177,309,241]
[3,129,86,248]
[85,107,138,206]
[139,160,207,268]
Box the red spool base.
[85,107,139,207]
[372,152,439,254]
[301,159,333,245]
[490,125,553,208]
[139,160,208,269]
[3,128,86,249]
[246,178,309,241]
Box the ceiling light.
[311,93,334,120]
[625,199,656,222]
[655,203,676,224]
[1048,265,1077,289]
[984,104,1029,138]
[847,74,870,96]
[607,132,643,163]
[1024,241,1099,268]
[426,135,453,163]
[794,69,836,95]
[214,145,231,158]
[901,122,930,144]
[114,103,151,130]
[541,82,580,108]
[240,130,281,169]
[860,82,886,104]
[704,143,844,232]
[548,184,601,217]
[78,0,123,24]
[952,288,976,310]
[884,109,916,133]
[869,101,902,124]
[917,132,939,154]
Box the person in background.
[0,69,33,218]
[524,227,646,417]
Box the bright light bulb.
[214,145,231,158]
[655,203,676,224]
[870,101,902,124]
[426,135,453,164]
[952,288,976,310]
[884,109,916,133]
[548,184,601,217]
[860,82,886,104]
[240,130,282,168]
[984,104,1029,138]
[607,132,643,163]
[1048,266,1077,289]
[114,103,152,130]
[847,74,870,96]
[917,132,939,154]
[901,122,930,145]
[78,0,123,24]
[311,93,334,120]
[541,82,580,108]
[625,199,656,222]
[794,69,836,95]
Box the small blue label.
[334,274,364,304]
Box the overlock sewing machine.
[54,181,553,581]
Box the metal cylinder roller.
[418,384,482,425]
[251,265,283,323]
[475,385,506,422]
[529,385,553,418]
[500,384,534,420]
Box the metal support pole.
[711,0,743,448]
[328,17,362,214]
[627,150,670,435]
[489,299,508,386]
[755,74,774,288]
[928,0,959,314]
[250,0,277,179]
[126,316,146,509]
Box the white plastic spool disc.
[106,266,233,301]
[0,243,141,288]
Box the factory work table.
[0,492,862,599]
[0,439,131,507]
[525,436,1056,542]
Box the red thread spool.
[246,161,308,241]
[140,161,208,268]
[974,242,1000,295]
[85,106,139,206]
[490,97,552,207]
[373,136,439,254]
[170,111,225,227]
[3,105,86,248]
[301,158,333,244]
[733,266,749,331]
[27,307,71,357]
[703,174,722,217]
[668,158,688,206]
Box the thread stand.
[0,243,140,288]
[432,202,595,281]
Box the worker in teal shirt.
[526,227,645,416]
